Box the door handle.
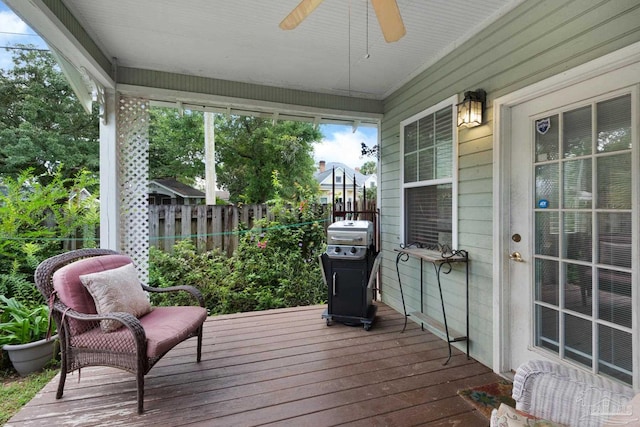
[509,251,524,262]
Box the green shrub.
[149,241,232,313]
[224,181,327,312]
[0,168,99,280]
[148,180,328,315]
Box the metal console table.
[394,246,469,365]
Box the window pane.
[535,115,559,162]
[564,313,592,369]
[404,153,417,183]
[598,213,631,268]
[405,184,452,247]
[536,164,559,209]
[563,106,592,158]
[404,121,417,153]
[597,154,631,210]
[535,258,559,306]
[597,95,631,153]
[418,115,434,149]
[535,211,559,257]
[418,148,434,181]
[564,262,592,315]
[599,325,632,385]
[435,143,452,179]
[563,212,591,261]
[598,268,631,328]
[563,159,592,209]
[435,106,452,145]
[535,305,559,354]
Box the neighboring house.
[314,161,370,205]
[11,0,640,392]
[148,178,205,205]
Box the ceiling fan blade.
[370,0,406,42]
[279,0,325,30]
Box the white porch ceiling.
[56,0,521,100]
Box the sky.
[315,125,377,170]
[0,2,47,70]
[0,2,378,170]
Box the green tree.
[0,46,99,184]
[148,108,205,186]
[215,116,321,203]
[360,160,377,175]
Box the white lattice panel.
[117,96,150,282]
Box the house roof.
[315,162,368,187]
[5,0,523,124]
[150,178,205,198]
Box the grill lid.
[327,220,373,247]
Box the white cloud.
[315,125,377,170]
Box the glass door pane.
[532,94,633,385]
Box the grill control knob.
[334,246,341,253]
[350,247,357,254]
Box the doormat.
[457,380,516,419]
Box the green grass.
[1,367,58,425]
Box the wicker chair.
[34,248,208,414]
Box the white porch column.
[204,112,216,205]
[99,93,150,281]
[99,90,120,250]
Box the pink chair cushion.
[52,254,133,333]
[71,306,207,358]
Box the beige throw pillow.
[80,263,152,332]
[494,404,567,427]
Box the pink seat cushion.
[71,306,207,358]
[53,254,133,333]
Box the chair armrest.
[52,301,147,344]
[142,284,205,307]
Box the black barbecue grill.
[321,220,378,330]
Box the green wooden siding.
[378,0,640,366]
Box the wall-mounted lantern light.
[457,89,486,128]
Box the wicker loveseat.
[34,248,208,414]
[491,360,636,427]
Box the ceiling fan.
[279,0,406,43]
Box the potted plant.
[0,295,58,376]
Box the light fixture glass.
[457,90,486,128]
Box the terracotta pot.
[3,335,59,376]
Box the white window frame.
[400,95,459,249]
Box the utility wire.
[0,45,49,52]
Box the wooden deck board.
[7,303,503,426]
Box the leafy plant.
[0,168,99,278]
[149,241,232,312]
[0,296,53,346]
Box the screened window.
[401,97,457,248]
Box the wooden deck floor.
[8,303,504,426]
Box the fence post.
[196,205,208,252]
[181,205,191,246]
[165,205,176,251]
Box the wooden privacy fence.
[149,204,271,256]
[148,201,377,256]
